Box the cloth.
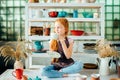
[41,61,83,78]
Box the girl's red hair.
[55,18,69,36]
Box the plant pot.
[14,60,24,69]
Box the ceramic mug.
[33,41,43,51]
[35,9,43,18]
[91,74,100,80]
[51,33,58,40]
[73,10,78,18]
[12,69,23,79]
[93,13,98,18]
[76,75,87,80]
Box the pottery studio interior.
[0,0,120,80]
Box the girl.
[42,18,83,78]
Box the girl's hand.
[59,39,65,42]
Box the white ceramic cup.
[35,10,43,18]
[51,33,58,40]
[91,74,100,80]
[76,75,87,80]
[93,13,99,18]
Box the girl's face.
[54,21,65,36]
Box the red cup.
[12,69,23,79]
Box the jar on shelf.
[43,24,51,36]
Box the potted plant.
[0,39,32,69]
[95,39,119,75]
[95,39,118,58]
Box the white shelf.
[27,3,104,8]
[28,35,104,40]
[28,53,50,69]
[29,18,101,22]
[30,52,98,57]
[25,3,105,41]
[29,53,50,57]
[68,36,104,40]
[25,3,105,68]
[28,36,50,41]
[28,52,99,68]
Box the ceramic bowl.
[58,11,67,17]
[71,30,84,36]
[82,12,93,18]
[48,11,58,17]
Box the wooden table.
[0,69,118,80]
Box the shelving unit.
[25,3,105,68]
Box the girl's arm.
[60,38,74,59]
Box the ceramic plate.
[47,51,60,58]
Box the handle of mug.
[12,71,16,78]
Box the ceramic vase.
[99,57,110,75]
[14,60,24,69]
